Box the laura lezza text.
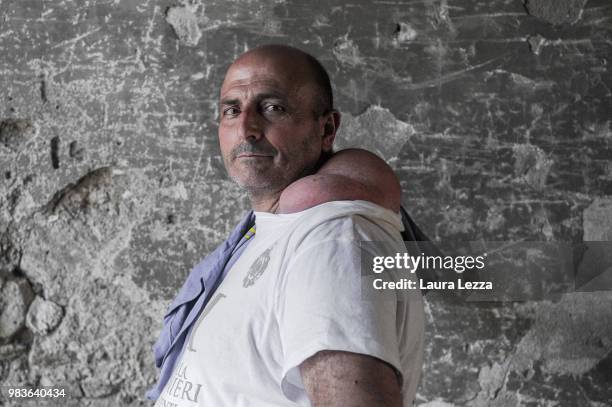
[372,278,493,290]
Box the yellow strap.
[244,226,256,240]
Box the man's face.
[218,53,329,197]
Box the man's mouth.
[237,154,272,158]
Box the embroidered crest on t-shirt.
[243,247,272,287]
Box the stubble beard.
[224,156,286,206]
[225,131,325,204]
[231,157,319,204]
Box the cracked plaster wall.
[0,0,611,406]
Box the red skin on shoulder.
[278,148,401,214]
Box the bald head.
[226,44,333,117]
[217,44,342,211]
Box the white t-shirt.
[154,200,424,407]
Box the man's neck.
[249,193,281,213]
[247,153,333,213]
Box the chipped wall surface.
[0,0,610,405]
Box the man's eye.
[263,104,285,113]
[223,107,240,117]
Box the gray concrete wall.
[1,0,610,405]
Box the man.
[149,44,424,406]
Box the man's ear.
[321,110,341,152]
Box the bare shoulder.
[278,148,401,214]
[319,148,397,180]
[300,350,403,406]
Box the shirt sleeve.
[275,237,403,402]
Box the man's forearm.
[300,350,403,407]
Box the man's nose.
[238,106,264,141]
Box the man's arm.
[278,148,401,213]
[282,148,405,405]
[300,350,403,407]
